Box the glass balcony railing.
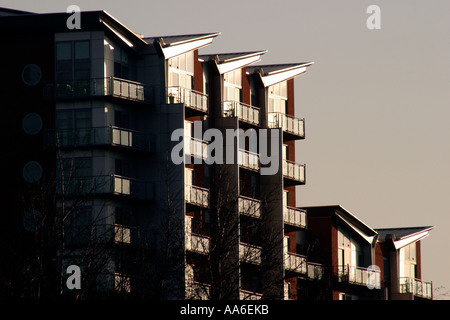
[238,149,259,171]
[185,184,209,208]
[238,196,261,218]
[283,206,307,228]
[56,175,154,200]
[400,277,433,299]
[114,224,140,246]
[222,101,260,126]
[45,126,153,152]
[167,86,208,113]
[283,159,305,184]
[338,265,381,288]
[268,112,305,138]
[44,77,147,102]
[239,243,262,265]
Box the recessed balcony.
[185,232,210,255]
[56,174,154,200]
[45,126,153,153]
[114,224,140,246]
[399,277,433,299]
[185,184,209,208]
[239,243,262,265]
[238,149,259,172]
[268,112,305,139]
[283,159,305,184]
[222,101,260,126]
[284,251,307,274]
[167,86,208,114]
[307,262,324,281]
[44,77,148,103]
[240,289,263,300]
[283,206,307,229]
[185,137,208,160]
[239,196,261,218]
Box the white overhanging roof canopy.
[152,33,220,59]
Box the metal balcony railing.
[185,232,210,255]
[185,184,209,208]
[167,86,208,113]
[238,196,261,218]
[239,243,262,265]
[283,159,305,183]
[45,126,152,152]
[44,77,147,102]
[400,277,433,299]
[268,112,305,138]
[238,149,259,171]
[56,175,154,200]
[338,265,381,288]
[283,206,307,228]
[284,251,307,274]
[185,137,208,160]
[222,101,260,126]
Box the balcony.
[283,159,305,184]
[167,86,208,113]
[238,149,259,171]
[238,196,261,218]
[284,251,307,274]
[222,101,260,126]
[56,175,154,200]
[114,224,140,246]
[338,265,381,288]
[240,289,262,300]
[44,77,147,103]
[307,262,324,280]
[185,137,208,160]
[283,206,307,229]
[399,277,433,299]
[45,126,153,152]
[239,243,262,265]
[268,112,305,139]
[185,281,211,300]
[185,184,209,208]
[185,232,210,255]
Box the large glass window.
[56,40,91,82]
[224,68,242,102]
[168,51,194,89]
[268,80,287,114]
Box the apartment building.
[0,7,318,299]
[301,205,434,300]
[376,226,434,300]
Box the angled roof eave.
[375,226,435,250]
[202,50,267,74]
[249,62,314,87]
[149,32,220,60]
[98,11,148,47]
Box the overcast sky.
[4,0,450,299]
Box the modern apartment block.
[300,205,434,300]
[0,7,315,299]
[0,7,435,301]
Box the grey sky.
[4,0,450,299]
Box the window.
[64,206,92,246]
[168,51,194,89]
[56,109,92,146]
[56,40,91,82]
[224,68,242,102]
[114,45,129,78]
[268,80,287,114]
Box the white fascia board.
[162,37,214,59]
[261,67,307,87]
[336,212,375,245]
[100,18,134,47]
[394,232,429,250]
[217,55,262,74]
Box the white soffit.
[162,37,215,60]
[261,66,308,87]
[100,18,134,47]
[217,55,262,74]
[394,232,430,250]
[335,211,376,245]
